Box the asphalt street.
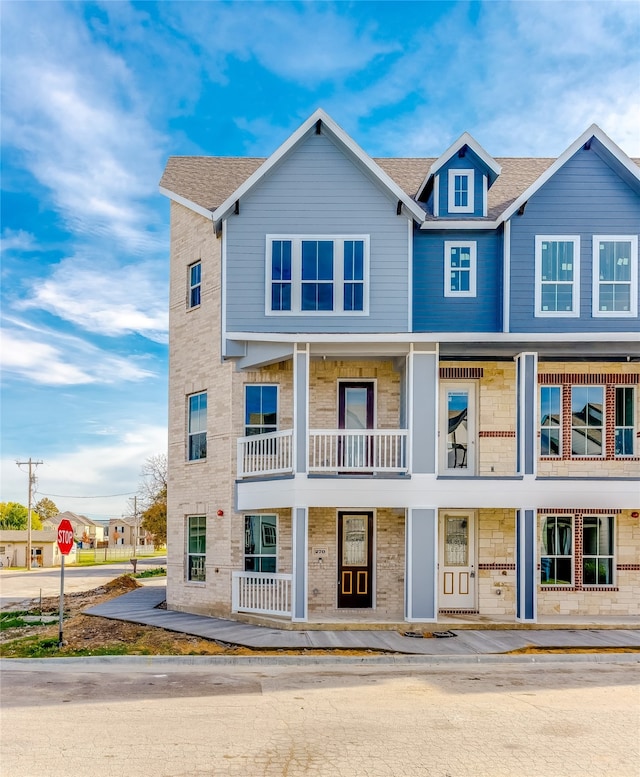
[1,658,638,777]
[0,557,166,610]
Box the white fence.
[237,430,293,478]
[76,545,157,563]
[231,571,293,617]
[308,429,408,473]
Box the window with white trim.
[245,385,278,436]
[188,261,201,308]
[187,515,206,582]
[444,241,476,296]
[592,236,638,317]
[540,515,573,585]
[571,386,603,456]
[447,169,474,213]
[540,386,561,457]
[582,516,614,586]
[244,514,277,572]
[188,392,207,461]
[615,386,635,457]
[535,236,580,316]
[267,236,369,314]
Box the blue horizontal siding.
[509,147,640,333]
[438,149,486,218]
[413,228,502,332]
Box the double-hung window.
[187,515,206,582]
[540,386,561,457]
[583,516,614,586]
[615,387,635,457]
[447,169,474,214]
[245,385,278,436]
[571,386,603,456]
[592,236,638,317]
[244,514,277,572]
[188,261,201,308]
[444,241,476,296]
[535,236,580,316]
[540,515,573,585]
[188,392,207,461]
[267,236,369,314]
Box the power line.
[37,491,137,499]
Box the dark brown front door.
[338,382,374,470]
[338,511,373,608]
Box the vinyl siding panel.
[226,132,410,333]
[509,148,640,332]
[412,228,502,332]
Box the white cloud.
[0,321,157,386]
[0,424,167,520]
[19,256,168,342]
[0,229,38,254]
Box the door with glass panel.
[338,512,373,608]
[338,382,374,470]
[440,383,476,474]
[439,512,476,609]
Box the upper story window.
[535,236,580,317]
[447,169,474,214]
[615,386,635,457]
[444,241,476,297]
[188,261,201,308]
[540,386,561,457]
[188,392,207,461]
[267,236,369,315]
[245,385,278,436]
[571,386,603,457]
[592,236,638,317]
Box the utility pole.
[16,459,43,570]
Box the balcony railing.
[237,429,293,478]
[308,429,408,474]
[231,571,292,617]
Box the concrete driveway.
[0,557,166,610]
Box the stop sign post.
[57,518,74,647]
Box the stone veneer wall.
[476,509,517,617]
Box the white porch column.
[405,508,438,622]
[294,344,309,474]
[292,507,308,622]
[515,352,538,476]
[516,508,537,622]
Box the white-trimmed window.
[245,385,278,436]
[571,386,603,457]
[447,169,474,214]
[187,515,206,582]
[540,386,561,457]
[444,241,476,296]
[582,516,615,586]
[615,386,635,457]
[244,514,277,572]
[188,392,207,461]
[535,236,580,316]
[267,236,369,315]
[592,236,638,317]
[188,261,201,308]
[540,515,573,586]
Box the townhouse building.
[160,110,639,627]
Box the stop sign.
[57,519,74,555]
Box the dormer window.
[448,169,474,214]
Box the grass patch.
[133,567,166,579]
[0,635,133,658]
[0,610,59,631]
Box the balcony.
[237,428,408,479]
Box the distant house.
[44,511,105,548]
[0,530,77,568]
[108,516,148,548]
[160,110,639,627]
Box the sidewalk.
[85,582,640,656]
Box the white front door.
[439,511,476,609]
[439,382,476,474]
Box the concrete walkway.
[85,582,640,656]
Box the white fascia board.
[225,330,640,345]
[499,124,640,224]
[211,108,426,225]
[158,186,215,221]
[420,219,498,230]
[416,132,501,201]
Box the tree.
[137,454,167,546]
[34,497,59,523]
[0,502,29,529]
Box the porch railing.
[231,571,293,617]
[309,429,408,474]
[237,429,294,478]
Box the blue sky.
[1,0,639,520]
